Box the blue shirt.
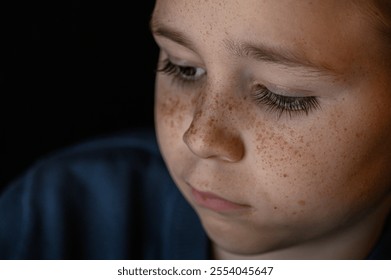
[0,128,389,259]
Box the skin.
[151,0,391,259]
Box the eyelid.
[167,56,203,70]
[156,40,204,67]
[261,82,314,97]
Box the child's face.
[152,0,391,258]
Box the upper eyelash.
[252,85,320,118]
[156,59,200,85]
[157,60,320,118]
[156,59,178,75]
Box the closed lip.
[188,183,249,213]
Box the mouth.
[188,184,250,213]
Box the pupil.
[182,67,196,76]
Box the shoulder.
[0,127,180,259]
[36,127,161,169]
[20,127,164,189]
[367,213,391,259]
[5,127,169,201]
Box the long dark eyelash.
[156,59,198,85]
[253,85,320,118]
[156,59,177,75]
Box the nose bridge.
[192,79,235,136]
[193,74,238,123]
[183,83,245,162]
[194,86,225,126]
[192,60,240,120]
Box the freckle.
[292,212,297,215]
[207,118,216,128]
[274,206,278,210]
[298,200,306,206]
[283,174,288,178]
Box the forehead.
[152,0,382,75]
[152,0,365,37]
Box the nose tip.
[183,120,245,162]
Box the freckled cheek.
[251,125,318,177]
[154,82,194,149]
[248,121,341,207]
[251,115,387,218]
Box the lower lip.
[190,187,248,213]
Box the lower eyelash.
[253,85,320,118]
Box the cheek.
[155,95,185,133]
[154,79,192,158]
[247,119,326,214]
[247,104,391,218]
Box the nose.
[183,96,245,163]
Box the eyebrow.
[150,19,337,77]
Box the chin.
[199,212,294,257]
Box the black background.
[1,0,158,191]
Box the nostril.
[219,134,245,162]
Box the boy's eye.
[252,85,320,118]
[157,59,320,118]
[157,59,206,84]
